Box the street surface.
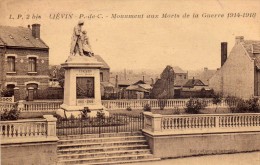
[127,151,260,165]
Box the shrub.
[1,88,14,97]
[143,104,151,112]
[97,110,105,119]
[1,105,20,121]
[158,99,167,110]
[212,93,222,112]
[173,106,180,115]
[81,107,91,119]
[225,96,260,113]
[185,98,207,114]
[53,113,63,120]
[126,107,132,111]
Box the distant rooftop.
[95,55,110,69]
[0,25,48,49]
[172,66,187,74]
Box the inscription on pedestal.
[77,99,95,106]
[76,69,93,76]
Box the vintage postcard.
[0,0,260,165]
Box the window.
[28,57,37,72]
[100,72,104,82]
[7,56,15,72]
[5,84,15,96]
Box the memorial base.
[57,104,109,118]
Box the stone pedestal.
[58,55,108,118]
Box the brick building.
[209,36,260,98]
[0,24,49,100]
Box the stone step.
[58,132,142,140]
[58,149,151,160]
[58,136,145,144]
[58,145,150,154]
[58,140,147,149]
[57,154,155,164]
[83,158,161,165]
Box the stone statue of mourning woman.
[70,20,94,57]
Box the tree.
[212,93,222,113]
[48,65,65,88]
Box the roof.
[195,69,216,85]
[172,66,187,74]
[126,85,149,92]
[101,82,114,88]
[241,40,260,68]
[0,25,48,49]
[95,55,110,69]
[174,79,188,87]
[133,80,146,85]
[138,84,152,90]
[183,79,206,88]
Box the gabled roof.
[195,69,216,85]
[95,55,110,69]
[126,84,149,92]
[183,79,205,88]
[133,80,146,85]
[138,83,152,90]
[0,25,48,49]
[241,40,260,68]
[174,79,188,87]
[172,66,187,74]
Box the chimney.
[235,36,244,44]
[32,24,40,39]
[151,78,154,86]
[115,75,118,88]
[221,42,227,66]
[143,76,145,82]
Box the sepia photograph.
[0,0,260,164]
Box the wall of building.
[254,70,260,96]
[174,73,188,80]
[1,142,57,165]
[144,132,260,159]
[209,43,255,98]
[2,48,49,99]
[100,68,110,82]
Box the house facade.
[209,36,260,98]
[0,24,49,100]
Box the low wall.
[142,112,260,158]
[143,131,260,158]
[1,142,57,165]
[0,115,59,165]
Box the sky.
[0,0,260,72]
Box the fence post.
[17,100,25,111]
[43,115,57,137]
[152,114,162,132]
